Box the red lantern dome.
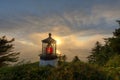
[46,44,53,54]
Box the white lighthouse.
[39,33,58,66]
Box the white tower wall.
[40,59,58,66]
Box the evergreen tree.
[88,41,102,64]
[99,43,113,65]
[0,36,20,67]
[62,55,67,62]
[88,21,120,65]
[72,56,80,62]
[107,32,120,55]
[88,41,112,65]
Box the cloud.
[0,0,120,62]
[15,39,40,62]
[1,2,120,38]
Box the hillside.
[0,61,114,80]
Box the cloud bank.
[0,0,120,62]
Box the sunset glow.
[57,50,61,55]
[55,37,62,45]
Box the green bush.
[104,55,120,80]
[106,55,120,67]
[0,61,113,80]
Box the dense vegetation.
[0,61,114,80]
[87,22,120,80]
[88,26,120,66]
[88,28,120,66]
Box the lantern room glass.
[42,42,56,55]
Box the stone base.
[39,59,58,66]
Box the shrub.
[0,61,113,80]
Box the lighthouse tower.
[39,33,58,66]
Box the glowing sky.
[0,0,120,62]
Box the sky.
[0,0,120,62]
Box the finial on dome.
[49,33,52,37]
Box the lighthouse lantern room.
[39,33,58,66]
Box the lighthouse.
[39,33,58,66]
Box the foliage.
[87,21,120,79]
[105,55,120,67]
[0,61,112,80]
[72,56,80,62]
[103,55,120,80]
[88,22,120,66]
[61,54,67,62]
[104,66,120,80]
[88,41,103,65]
[0,36,20,67]
[58,54,67,65]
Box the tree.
[62,55,67,62]
[88,41,102,64]
[0,36,20,67]
[107,32,120,55]
[72,56,80,62]
[88,21,120,65]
